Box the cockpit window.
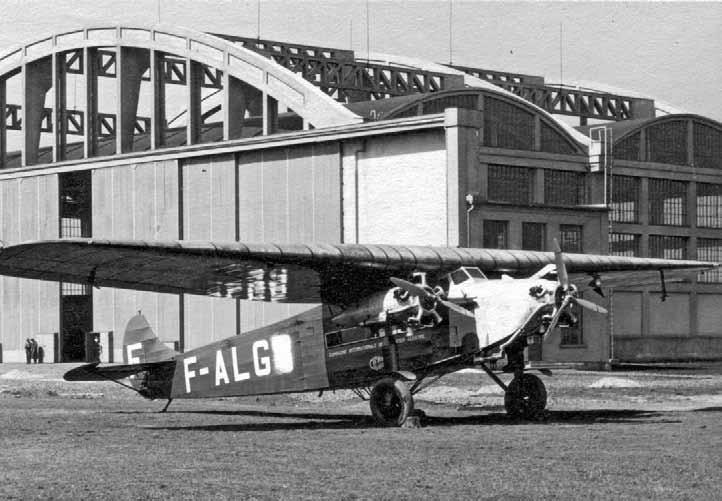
[466,267,486,279]
[450,269,470,284]
[450,267,487,284]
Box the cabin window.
[465,267,486,279]
[649,178,688,226]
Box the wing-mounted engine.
[330,285,421,328]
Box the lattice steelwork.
[648,178,687,226]
[697,238,722,283]
[646,120,688,165]
[693,123,722,170]
[697,183,722,228]
[610,233,640,257]
[483,220,508,249]
[544,170,584,206]
[559,225,583,253]
[649,235,688,260]
[611,175,640,223]
[487,165,533,205]
[483,98,534,151]
[522,222,545,251]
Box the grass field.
[1,363,721,500]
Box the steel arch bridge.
[0,24,362,168]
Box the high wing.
[63,361,175,381]
[0,238,716,305]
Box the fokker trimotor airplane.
[0,238,716,426]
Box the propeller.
[390,277,474,318]
[544,239,608,337]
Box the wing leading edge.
[0,238,716,304]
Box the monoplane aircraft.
[0,238,716,426]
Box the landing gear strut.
[369,377,414,427]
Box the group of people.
[24,338,44,364]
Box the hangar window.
[614,132,641,161]
[559,225,583,253]
[611,175,640,223]
[544,170,585,206]
[522,223,545,251]
[649,235,687,260]
[648,179,687,226]
[610,233,640,257]
[697,238,722,283]
[645,121,688,165]
[487,165,532,205]
[697,183,722,228]
[484,98,534,151]
[483,220,508,248]
[693,123,722,170]
[59,170,92,238]
[540,122,576,155]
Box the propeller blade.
[573,297,608,315]
[553,238,569,291]
[390,277,431,298]
[544,295,572,337]
[439,299,475,318]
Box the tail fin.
[123,314,178,364]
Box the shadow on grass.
[693,406,722,412]
[145,408,677,432]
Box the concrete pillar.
[224,75,251,140]
[533,168,545,204]
[84,47,98,158]
[639,177,649,226]
[262,90,278,135]
[187,59,202,145]
[150,49,165,150]
[23,57,52,166]
[53,52,67,163]
[0,77,6,168]
[118,47,149,154]
[688,181,696,230]
[533,115,541,151]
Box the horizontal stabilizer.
[63,361,175,382]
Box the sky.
[0,0,720,121]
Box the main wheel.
[369,378,414,427]
[504,373,547,419]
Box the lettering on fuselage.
[182,334,294,394]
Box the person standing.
[30,339,38,364]
[37,345,44,364]
[24,338,32,364]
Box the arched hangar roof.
[0,23,362,129]
[579,114,722,169]
[347,88,587,156]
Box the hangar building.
[0,24,719,365]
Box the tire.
[504,373,547,419]
[369,377,414,427]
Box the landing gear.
[369,377,414,427]
[504,373,547,419]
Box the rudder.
[123,313,178,364]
